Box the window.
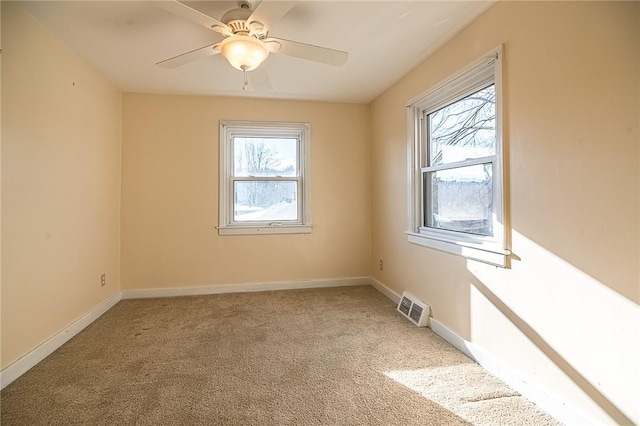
[218,121,312,235]
[406,46,508,266]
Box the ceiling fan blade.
[154,0,230,33]
[267,38,348,67]
[249,67,273,92]
[156,43,219,68]
[248,1,295,33]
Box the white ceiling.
[18,1,494,104]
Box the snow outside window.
[218,121,312,235]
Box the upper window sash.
[231,134,301,178]
[425,84,496,168]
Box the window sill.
[406,231,509,267]
[218,225,313,236]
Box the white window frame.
[406,45,509,267]
[218,121,312,235]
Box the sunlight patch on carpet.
[384,363,561,426]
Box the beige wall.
[1,3,122,368]
[3,1,639,423]
[371,1,639,424]
[121,94,371,289]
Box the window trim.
[406,45,509,267]
[218,120,312,235]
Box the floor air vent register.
[397,291,430,327]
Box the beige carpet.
[1,286,560,425]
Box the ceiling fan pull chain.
[242,65,248,91]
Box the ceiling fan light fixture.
[219,35,269,71]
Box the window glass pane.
[233,137,297,177]
[234,181,298,222]
[424,163,493,236]
[428,85,495,166]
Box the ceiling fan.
[155,1,349,90]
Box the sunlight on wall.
[466,231,640,424]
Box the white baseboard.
[370,277,401,304]
[120,277,371,299]
[0,292,122,390]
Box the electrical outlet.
[101,273,106,287]
[379,260,384,271]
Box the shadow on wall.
[466,231,639,425]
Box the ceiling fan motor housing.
[221,5,267,39]
[221,5,253,35]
